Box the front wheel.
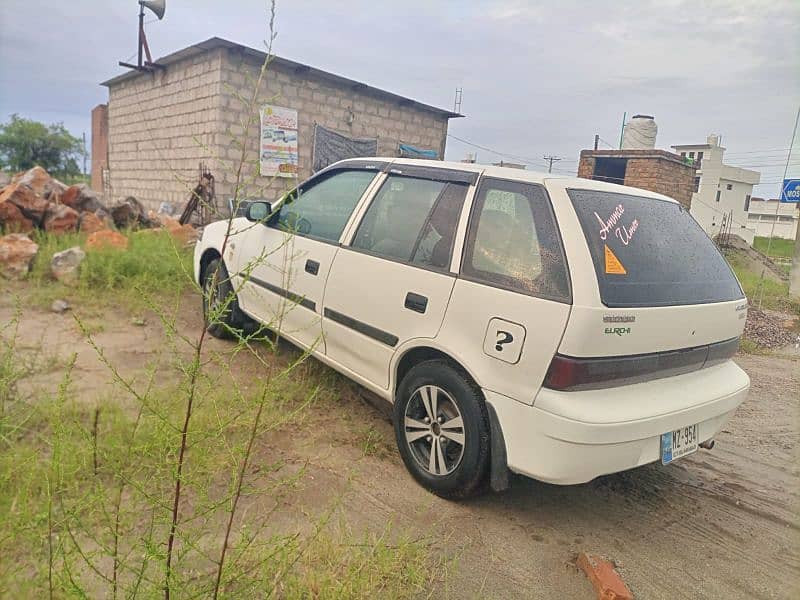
[202,258,251,339]
[394,360,490,499]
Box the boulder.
[51,299,70,313]
[168,223,200,244]
[11,166,66,198]
[0,199,34,233]
[0,183,49,226]
[149,210,181,229]
[78,211,108,234]
[0,233,38,279]
[50,246,86,284]
[86,229,128,251]
[43,204,79,234]
[111,196,154,229]
[60,185,82,210]
[61,184,107,214]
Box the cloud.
[0,0,797,195]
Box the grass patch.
[752,236,795,259]
[0,329,438,597]
[24,230,194,312]
[726,251,800,316]
[1,274,439,597]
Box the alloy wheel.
[403,384,465,476]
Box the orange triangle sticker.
[604,244,627,275]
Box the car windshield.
[568,189,744,307]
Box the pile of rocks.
[0,165,199,280]
[744,307,799,349]
[0,165,171,235]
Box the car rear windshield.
[567,189,744,307]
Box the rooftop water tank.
[621,114,658,149]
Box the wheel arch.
[393,345,481,399]
[392,343,510,492]
[199,247,222,282]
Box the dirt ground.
[2,290,798,599]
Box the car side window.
[276,170,376,243]
[351,175,468,270]
[463,178,570,302]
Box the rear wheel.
[202,258,251,339]
[394,360,490,499]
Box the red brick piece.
[577,552,633,600]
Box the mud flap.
[486,402,510,492]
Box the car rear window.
[567,189,744,307]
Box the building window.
[689,152,695,158]
[715,190,721,203]
[726,183,733,190]
[744,194,751,212]
[694,177,701,192]
[696,151,703,167]
[680,152,686,158]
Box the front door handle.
[404,292,428,314]
[305,259,320,275]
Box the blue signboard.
[781,178,800,202]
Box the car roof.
[335,157,679,204]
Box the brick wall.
[215,48,449,202]
[578,150,697,208]
[90,104,108,193]
[624,157,696,208]
[106,49,224,211]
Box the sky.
[1,0,798,197]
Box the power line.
[446,134,550,167]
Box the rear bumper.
[484,360,749,484]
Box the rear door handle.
[305,259,320,275]
[404,292,428,314]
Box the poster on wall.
[259,105,298,178]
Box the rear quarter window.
[568,189,744,307]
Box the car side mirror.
[246,201,272,224]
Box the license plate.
[661,424,699,465]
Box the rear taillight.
[543,337,739,391]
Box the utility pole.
[543,155,561,173]
[82,132,88,176]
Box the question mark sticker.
[495,331,513,351]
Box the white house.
[747,197,799,240]
[672,134,760,244]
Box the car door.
[436,176,573,404]
[233,166,380,352]
[322,166,476,389]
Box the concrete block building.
[672,135,760,244]
[577,149,698,208]
[746,197,799,240]
[93,38,460,211]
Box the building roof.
[579,148,695,168]
[101,37,462,119]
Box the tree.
[0,114,84,178]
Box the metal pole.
[594,134,599,150]
[758,103,800,308]
[137,2,144,68]
[618,112,627,149]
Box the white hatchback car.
[194,158,749,498]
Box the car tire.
[202,258,251,339]
[394,359,490,499]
